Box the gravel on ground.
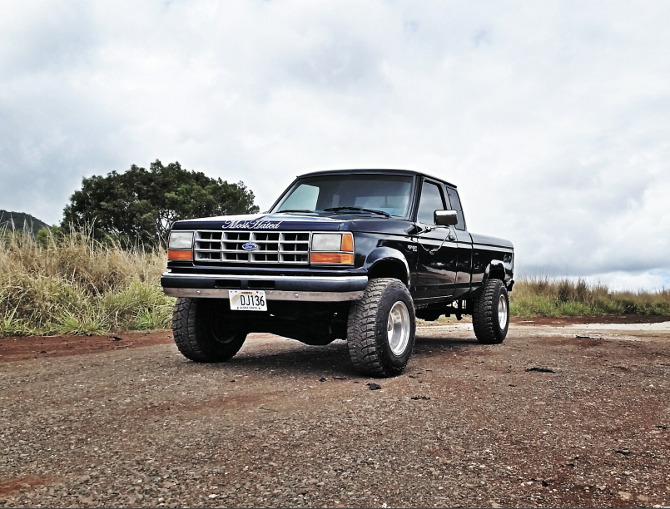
[1,317,669,508]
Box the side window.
[417,182,446,225]
[446,187,466,230]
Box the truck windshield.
[272,175,414,218]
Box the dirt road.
[1,317,669,508]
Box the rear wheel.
[472,279,509,344]
[172,298,247,362]
[347,278,416,377]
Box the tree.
[62,160,260,248]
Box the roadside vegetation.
[0,160,262,337]
[2,229,670,337]
[510,276,670,317]
[0,229,173,337]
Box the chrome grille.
[194,230,310,265]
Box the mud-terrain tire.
[347,278,416,377]
[473,279,509,344]
[172,297,247,362]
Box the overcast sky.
[2,0,669,291]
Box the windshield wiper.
[324,206,391,218]
[276,209,316,214]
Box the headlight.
[310,233,354,265]
[167,231,194,261]
[169,231,194,249]
[312,233,345,251]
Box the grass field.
[1,230,669,336]
[0,230,173,336]
[509,276,670,317]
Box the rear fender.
[483,260,506,285]
[482,260,514,291]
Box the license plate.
[229,290,267,311]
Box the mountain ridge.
[0,210,50,236]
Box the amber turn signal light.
[340,232,354,252]
[168,249,193,261]
[310,252,355,265]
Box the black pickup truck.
[161,169,514,377]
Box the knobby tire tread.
[348,278,414,377]
[472,279,507,344]
[173,297,208,361]
[172,298,245,362]
[348,280,386,374]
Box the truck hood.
[171,212,410,234]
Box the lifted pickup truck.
[161,169,514,377]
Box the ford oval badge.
[242,243,259,251]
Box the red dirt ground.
[1,315,668,363]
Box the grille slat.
[194,231,310,265]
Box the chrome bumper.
[161,273,368,302]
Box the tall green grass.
[510,276,670,317]
[0,229,173,336]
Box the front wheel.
[172,298,247,362]
[347,278,416,377]
[472,279,509,344]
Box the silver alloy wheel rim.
[498,294,508,330]
[387,301,411,356]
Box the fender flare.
[482,260,507,287]
[364,247,411,285]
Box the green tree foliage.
[62,160,260,248]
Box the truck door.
[445,186,474,299]
[413,180,457,302]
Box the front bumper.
[161,273,368,302]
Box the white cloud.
[1,0,670,290]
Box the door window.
[417,182,446,225]
[446,187,466,230]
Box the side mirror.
[434,210,458,226]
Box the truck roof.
[296,168,457,189]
